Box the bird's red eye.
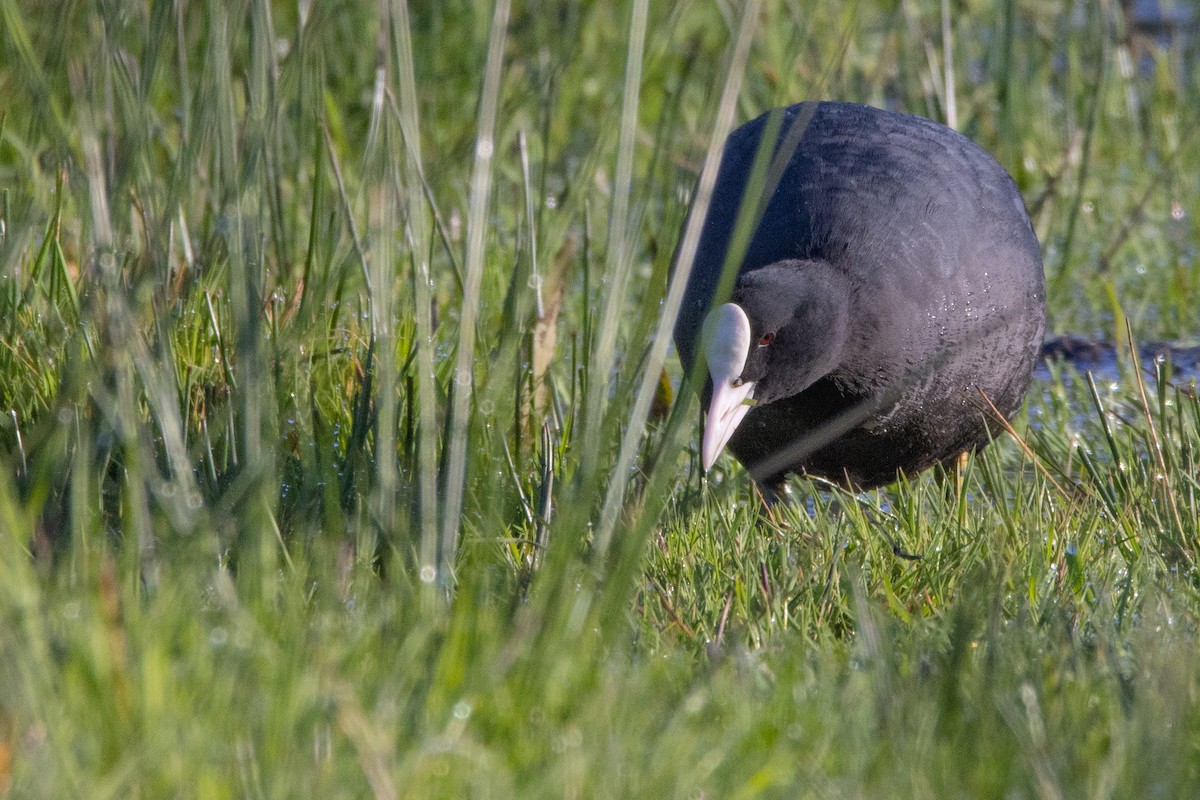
[758,332,775,346]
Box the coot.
[674,102,1045,490]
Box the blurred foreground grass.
[2,0,1200,796]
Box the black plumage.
[674,101,1045,489]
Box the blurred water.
[1027,335,1200,434]
[1035,334,1200,384]
[1126,0,1196,78]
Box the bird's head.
[699,260,850,470]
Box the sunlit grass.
[1,0,1200,796]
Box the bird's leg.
[883,532,923,561]
[934,450,971,529]
[751,479,792,525]
[948,450,969,497]
[952,450,970,528]
[854,486,924,561]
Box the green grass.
[2,0,1200,796]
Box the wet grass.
[1,0,1200,796]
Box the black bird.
[674,102,1045,490]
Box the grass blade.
[440,0,512,580]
